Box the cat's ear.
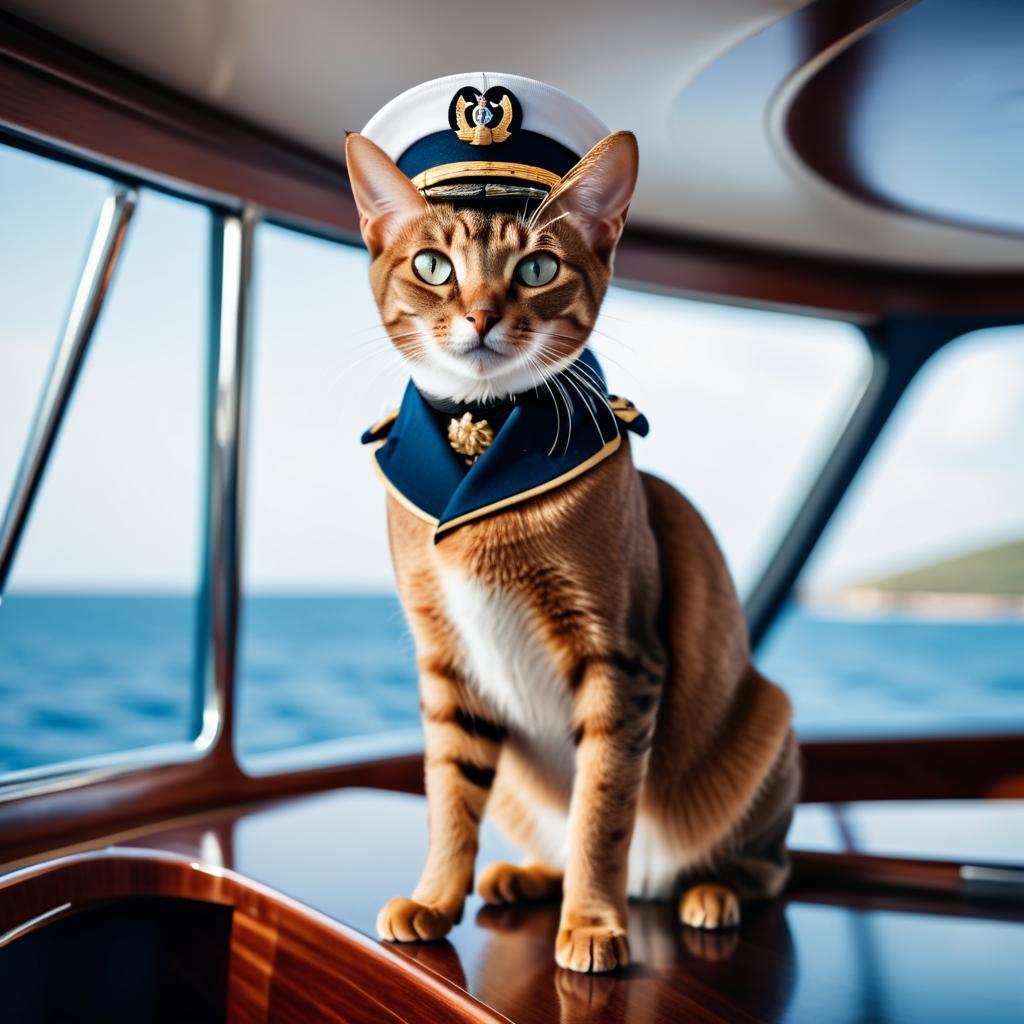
[344,133,427,258]
[534,131,638,262]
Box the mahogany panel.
[0,849,509,1024]
[615,227,1024,320]
[3,728,1024,868]
[5,789,1024,1024]
[800,733,1024,803]
[0,750,424,871]
[0,12,359,235]
[3,11,1024,322]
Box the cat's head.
[345,131,638,403]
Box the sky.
[3,143,1023,599]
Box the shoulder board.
[609,395,649,437]
[360,408,399,445]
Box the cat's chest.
[438,566,574,778]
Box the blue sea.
[1,594,1022,774]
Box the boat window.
[235,224,419,768]
[595,288,869,594]
[0,175,209,775]
[0,146,110,513]
[236,241,868,768]
[760,325,1024,738]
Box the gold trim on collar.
[368,433,626,537]
[610,396,641,424]
[368,408,400,438]
[435,435,622,537]
[410,161,561,191]
[370,440,439,526]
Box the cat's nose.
[467,309,500,339]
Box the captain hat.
[360,72,610,200]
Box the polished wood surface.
[613,227,1024,322]
[0,847,508,1024]
[799,732,1024,803]
[5,789,1022,1023]
[5,730,1024,871]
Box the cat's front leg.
[556,654,660,972]
[377,657,504,943]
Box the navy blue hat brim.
[398,129,580,191]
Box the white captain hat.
[359,72,610,199]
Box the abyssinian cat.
[345,128,799,973]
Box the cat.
[344,129,799,973]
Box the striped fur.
[345,132,799,973]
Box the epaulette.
[609,395,649,436]
[360,409,399,446]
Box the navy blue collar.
[361,349,648,540]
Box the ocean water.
[0,593,1022,774]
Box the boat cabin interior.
[0,2,1022,1022]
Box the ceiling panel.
[3,0,1022,269]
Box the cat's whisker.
[527,328,636,379]
[346,318,414,337]
[334,333,432,389]
[523,349,565,455]
[563,362,617,433]
[326,350,407,398]
[561,370,610,446]
[531,210,574,234]
[339,335,429,378]
[345,331,422,353]
[534,351,576,456]
[588,324,634,352]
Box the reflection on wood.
[3,789,1023,1023]
[0,849,509,1024]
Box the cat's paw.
[555,924,630,973]
[376,896,456,942]
[678,883,740,930]
[478,861,563,905]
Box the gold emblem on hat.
[448,412,494,464]
[455,93,513,146]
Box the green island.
[813,537,1024,616]
[860,537,1024,596]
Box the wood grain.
[3,789,1023,1024]
[0,848,510,1024]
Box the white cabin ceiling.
[3,0,1023,270]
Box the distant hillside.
[862,538,1024,596]
[808,537,1024,616]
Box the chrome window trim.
[195,207,257,756]
[0,740,213,803]
[0,185,258,794]
[0,186,137,593]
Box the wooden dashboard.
[2,788,1022,1023]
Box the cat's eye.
[412,250,453,285]
[515,253,559,288]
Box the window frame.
[1,11,1022,865]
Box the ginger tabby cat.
[345,129,799,973]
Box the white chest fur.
[438,566,575,784]
[437,565,684,898]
